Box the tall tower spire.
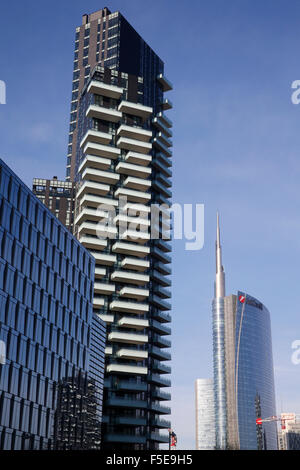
[215,211,225,298]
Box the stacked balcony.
[75,70,172,449]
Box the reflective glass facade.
[212,291,277,450]
[235,292,277,450]
[195,378,215,450]
[212,297,227,449]
[0,159,105,450]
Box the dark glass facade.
[234,292,277,450]
[0,158,105,450]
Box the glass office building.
[234,292,277,450]
[0,158,105,450]
[195,378,215,450]
[212,215,277,450]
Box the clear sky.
[1,0,300,450]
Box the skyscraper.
[66,7,171,183]
[0,158,106,450]
[212,214,277,450]
[67,8,172,450]
[33,177,76,232]
[32,7,172,449]
[195,378,216,450]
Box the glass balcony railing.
[148,373,171,387]
[150,345,171,361]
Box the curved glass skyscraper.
[235,291,277,449]
[212,214,277,450]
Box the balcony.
[93,296,105,308]
[94,281,115,295]
[118,316,149,330]
[104,434,147,444]
[149,432,169,443]
[116,348,148,361]
[155,132,172,148]
[150,318,171,335]
[109,299,149,315]
[152,310,172,324]
[78,235,107,251]
[150,346,171,361]
[153,180,172,200]
[116,161,152,179]
[151,270,171,287]
[152,389,171,401]
[117,136,152,154]
[112,241,150,258]
[156,261,172,276]
[78,193,118,209]
[114,187,151,204]
[90,251,117,266]
[87,80,123,99]
[149,402,171,414]
[94,267,106,279]
[106,363,147,374]
[155,239,172,254]
[154,285,171,299]
[75,207,108,225]
[150,295,171,312]
[148,373,171,388]
[156,172,172,189]
[86,104,122,122]
[111,270,149,286]
[125,151,152,166]
[118,100,153,119]
[114,214,150,231]
[119,286,149,301]
[152,137,172,158]
[152,360,171,374]
[76,180,110,199]
[114,380,148,392]
[121,257,149,272]
[78,155,112,173]
[114,416,147,426]
[161,98,173,111]
[105,397,147,409]
[99,314,114,323]
[152,157,172,178]
[80,167,120,185]
[156,152,172,168]
[108,331,148,345]
[153,247,171,264]
[124,202,151,216]
[78,221,113,237]
[120,229,150,244]
[150,417,171,429]
[157,74,173,92]
[152,334,171,349]
[124,176,151,192]
[155,112,172,129]
[80,129,112,148]
[152,117,172,138]
[86,222,117,239]
[83,141,121,159]
[117,124,152,142]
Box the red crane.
[256,414,300,430]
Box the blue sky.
[1,0,300,449]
